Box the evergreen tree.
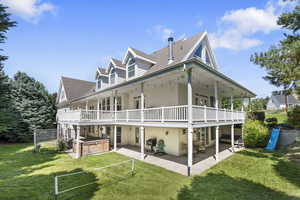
[0,4,16,139]
[11,72,56,133]
[251,1,300,112]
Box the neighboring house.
[267,94,300,110]
[56,31,255,175]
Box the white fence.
[57,105,245,123]
[54,159,135,198]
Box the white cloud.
[1,0,55,23]
[148,25,174,41]
[211,1,281,50]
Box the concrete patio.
[116,144,244,176]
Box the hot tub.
[73,138,110,157]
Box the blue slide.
[265,128,281,151]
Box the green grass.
[0,142,300,200]
[266,111,288,124]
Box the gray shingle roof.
[272,94,300,105]
[61,76,95,101]
[111,58,125,68]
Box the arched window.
[110,68,116,84]
[194,45,202,58]
[127,58,135,78]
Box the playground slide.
[265,128,281,151]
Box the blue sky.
[1,0,297,97]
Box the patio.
[116,143,241,175]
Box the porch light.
[165,131,169,136]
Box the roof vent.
[168,37,174,64]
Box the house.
[267,94,300,110]
[56,31,255,175]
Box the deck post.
[214,81,219,122]
[215,126,219,161]
[141,83,144,122]
[76,125,80,158]
[114,125,117,151]
[140,126,145,160]
[85,101,88,111]
[231,124,235,152]
[187,69,193,176]
[140,83,145,160]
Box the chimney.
[168,37,174,64]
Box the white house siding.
[135,59,151,78]
[118,126,182,156]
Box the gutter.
[67,58,256,104]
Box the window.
[97,79,101,89]
[205,49,211,65]
[127,58,135,78]
[135,128,139,144]
[102,99,106,110]
[117,127,122,143]
[106,97,110,110]
[114,96,122,111]
[110,68,116,84]
[194,45,202,58]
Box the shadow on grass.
[176,172,300,200]
[0,168,99,200]
[237,149,300,193]
[0,143,58,179]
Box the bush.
[287,106,300,128]
[265,117,278,128]
[247,111,265,122]
[244,120,269,148]
[57,140,67,151]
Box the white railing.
[57,105,245,123]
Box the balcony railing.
[57,105,245,123]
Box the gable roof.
[61,76,95,101]
[272,95,300,105]
[145,31,205,74]
[111,58,125,68]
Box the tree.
[247,97,269,111]
[11,72,56,133]
[0,5,16,136]
[251,1,300,112]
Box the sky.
[1,0,298,97]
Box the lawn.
[266,111,288,124]
[0,142,300,200]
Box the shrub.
[265,117,278,128]
[57,140,67,151]
[244,120,269,148]
[287,106,300,128]
[247,111,265,122]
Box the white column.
[114,125,117,151]
[187,69,193,176]
[140,83,145,159]
[214,81,219,121]
[231,124,235,152]
[140,127,145,160]
[76,125,80,158]
[85,101,88,111]
[215,126,219,161]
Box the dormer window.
[110,68,116,84]
[194,45,202,58]
[205,50,211,65]
[127,58,135,78]
[97,79,101,89]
